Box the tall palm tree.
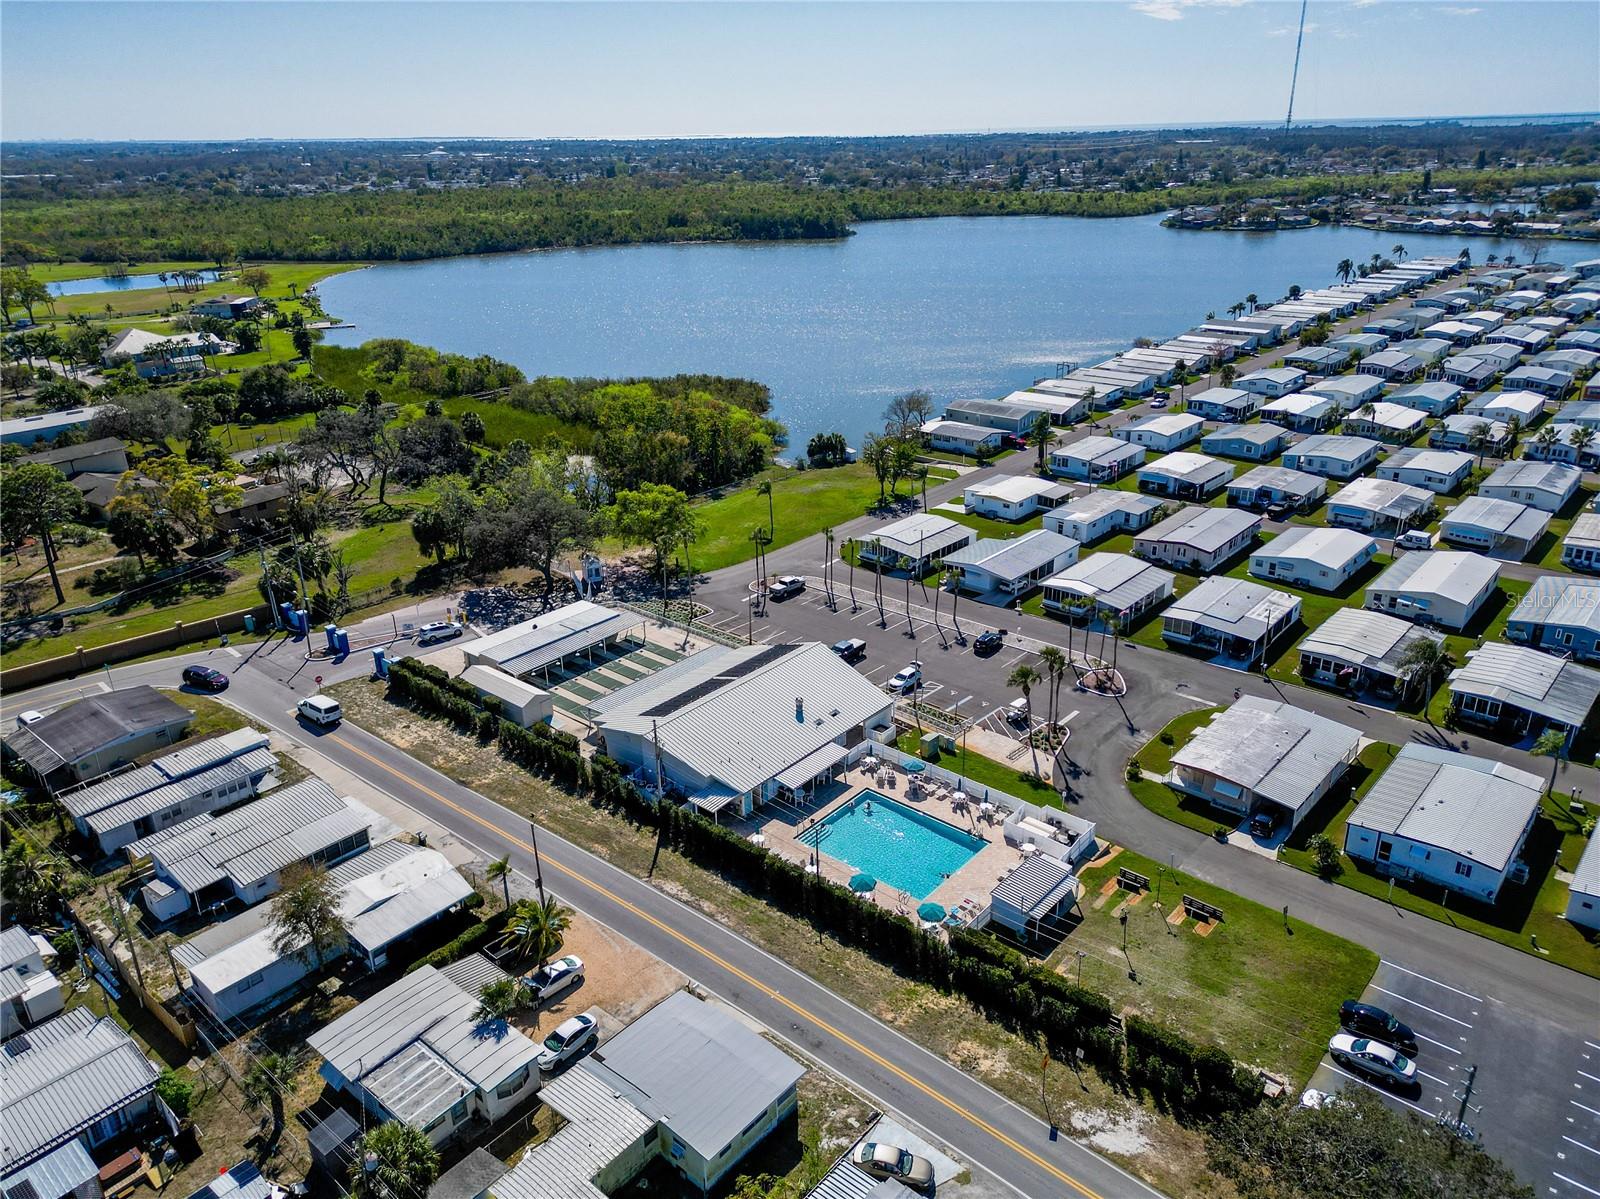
[1468,420,1493,468]
[1571,425,1596,466]
[1392,243,1408,262]
[486,855,512,910]
[1029,412,1053,475]
[757,480,775,540]
[1532,727,1568,796]
[1245,292,1259,313]
[1336,258,1355,285]
[1037,645,1066,731]
[1007,663,1043,779]
[509,896,572,969]
[1533,423,1561,459]
[1397,636,1449,709]
[1228,301,1246,320]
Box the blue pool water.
[801,791,984,900]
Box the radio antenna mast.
[1284,0,1309,131]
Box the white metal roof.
[307,966,540,1121]
[1172,696,1359,817]
[1050,489,1163,522]
[589,643,892,795]
[1347,744,1542,871]
[1138,452,1230,486]
[1449,642,1600,728]
[1441,496,1550,542]
[1052,435,1143,466]
[1571,832,1600,902]
[0,1007,160,1170]
[1043,553,1173,614]
[491,1068,657,1199]
[1564,512,1600,551]
[1255,526,1375,569]
[1509,575,1600,636]
[1328,478,1434,521]
[1367,550,1499,605]
[85,748,277,839]
[465,600,643,677]
[1482,459,1581,499]
[944,529,1078,579]
[1298,608,1442,678]
[458,665,547,709]
[991,856,1077,918]
[1166,576,1299,643]
[1287,434,1380,464]
[964,475,1071,505]
[1139,506,1260,554]
[1204,423,1286,449]
[855,512,970,559]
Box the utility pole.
[527,821,548,908]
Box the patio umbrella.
[952,790,967,804]
[849,873,877,894]
[902,759,926,774]
[917,902,947,923]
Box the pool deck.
[730,763,1026,918]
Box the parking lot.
[1308,958,1600,1197]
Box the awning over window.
[774,742,850,791]
[688,788,740,815]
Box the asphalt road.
[8,642,1162,1199]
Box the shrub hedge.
[383,658,1262,1117]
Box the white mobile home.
[1438,495,1550,560]
[963,475,1072,521]
[1249,526,1378,592]
[1201,423,1290,461]
[1226,465,1326,513]
[1375,447,1473,494]
[1042,489,1165,544]
[1050,435,1144,482]
[921,419,1005,456]
[945,529,1081,602]
[1113,413,1204,453]
[1136,452,1233,501]
[1478,459,1581,513]
[1365,551,1500,631]
[1134,506,1261,572]
[1040,553,1175,626]
[1282,434,1381,480]
[1325,478,1434,533]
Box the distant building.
[0,406,106,447]
[191,294,263,320]
[101,328,235,379]
[18,437,129,479]
[943,398,1037,436]
[920,419,1005,456]
[1235,367,1308,399]
[1113,413,1204,453]
[1184,387,1260,422]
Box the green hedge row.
[405,907,509,975]
[383,663,1261,1116]
[388,658,497,739]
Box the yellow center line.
[332,733,1106,1199]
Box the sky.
[2,1,1597,141]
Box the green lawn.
[40,262,361,322]
[892,729,1063,809]
[944,509,1045,541]
[1126,706,1231,835]
[1059,848,1379,1082]
[28,260,214,283]
[441,397,595,452]
[688,464,885,573]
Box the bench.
[1117,868,1150,893]
[1182,894,1224,924]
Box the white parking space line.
[1416,1067,1454,1086]
[1325,1064,1437,1116]
[1587,1041,1600,1052]
[1573,1100,1600,1119]
[1555,1171,1600,1198]
[920,684,945,701]
[862,664,891,679]
[1370,985,1474,1027]
[1579,1070,1600,1085]
[1381,962,1483,1003]
[1563,1136,1600,1158]
[1411,1031,1462,1054]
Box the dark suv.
[973,629,1005,655]
[1339,1000,1418,1053]
[181,664,229,692]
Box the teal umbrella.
[849,873,877,893]
[918,902,947,923]
[902,759,927,774]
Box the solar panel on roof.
[717,643,797,679]
[640,644,799,716]
[7,1180,40,1199]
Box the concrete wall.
[1,605,273,693]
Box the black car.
[1249,808,1279,838]
[1339,1000,1418,1053]
[181,664,229,692]
[973,629,1005,655]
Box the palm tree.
[1392,243,1408,262]
[473,978,523,1023]
[757,479,775,540]
[1219,363,1237,389]
[1571,425,1596,467]
[1533,423,1561,459]
[486,855,512,910]
[1037,645,1066,732]
[1468,420,1493,468]
[1245,292,1258,313]
[1029,411,1053,474]
[1336,258,1355,285]
[241,1051,295,1152]
[353,1123,440,1199]
[1228,301,1246,320]
[1397,636,1450,708]
[915,465,930,513]
[1532,727,1568,796]
[509,895,572,968]
[1353,401,1378,430]
[1007,663,1043,779]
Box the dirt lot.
[503,905,686,1043]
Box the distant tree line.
[5,165,1594,265]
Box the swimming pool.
[800,791,985,900]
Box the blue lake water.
[48,269,220,296]
[800,791,985,900]
[318,216,1529,449]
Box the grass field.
[441,396,594,452]
[893,728,1063,809]
[687,464,885,573]
[29,261,215,284]
[38,262,362,322]
[1057,847,1379,1082]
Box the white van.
[297,695,343,726]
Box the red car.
[181,664,229,692]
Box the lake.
[49,268,220,297]
[318,216,1528,451]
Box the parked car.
[416,620,464,645]
[973,628,1005,655]
[536,1013,597,1071]
[1265,502,1294,521]
[1249,808,1279,838]
[296,695,343,727]
[1004,698,1031,726]
[1328,1032,1417,1088]
[768,575,806,600]
[1150,396,1169,409]
[1396,529,1433,551]
[851,1142,935,1191]
[181,664,229,692]
[524,955,584,1004]
[885,663,922,694]
[1339,1000,1418,1053]
[831,638,867,664]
